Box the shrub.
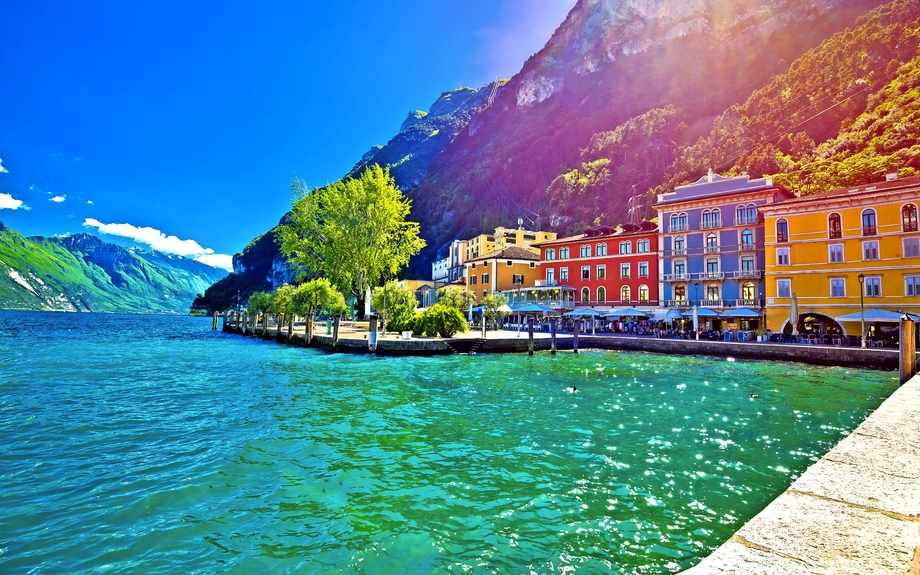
[419,304,468,338]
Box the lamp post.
[857,273,866,348]
[693,282,701,307]
[760,291,765,332]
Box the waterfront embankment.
[683,372,920,574]
[224,318,909,370]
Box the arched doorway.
[781,312,845,337]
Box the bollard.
[262,313,270,339]
[369,315,379,352]
[212,312,218,330]
[332,316,341,352]
[900,315,917,385]
[550,319,557,355]
[287,314,294,344]
[306,318,314,347]
[482,315,486,338]
[241,311,248,335]
[528,316,534,356]
[573,320,579,354]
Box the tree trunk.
[355,293,366,320]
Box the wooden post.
[481,313,486,338]
[573,319,579,354]
[212,312,218,330]
[369,315,379,352]
[900,316,917,385]
[262,313,270,339]
[241,311,248,335]
[332,316,341,352]
[287,314,294,344]
[305,316,314,347]
[528,316,534,356]
[550,319,557,355]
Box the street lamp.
[857,273,866,348]
[693,282,701,306]
[760,291,765,332]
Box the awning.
[606,307,648,318]
[720,307,762,319]
[835,309,920,322]
[564,308,603,317]
[665,309,684,319]
[681,307,720,317]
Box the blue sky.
[0,0,575,270]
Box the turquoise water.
[0,311,898,574]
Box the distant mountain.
[0,222,228,313]
[207,0,919,303]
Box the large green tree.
[371,281,418,333]
[279,165,426,319]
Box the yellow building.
[465,245,541,303]
[762,175,920,344]
[464,226,556,261]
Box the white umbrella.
[790,293,799,336]
[692,305,699,338]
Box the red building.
[536,222,660,309]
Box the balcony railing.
[669,224,689,233]
[905,222,919,232]
[701,221,723,229]
[777,233,789,243]
[672,248,686,256]
[702,271,725,280]
[740,243,755,251]
[829,230,842,239]
[705,246,719,254]
[730,269,762,279]
[535,279,557,287]
[862,226,877,236]
[662,272,691,282]
[664,299,765,309]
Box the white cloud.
[0,158,8,173]
[83,218,233,271]
[464,0,576,86]
[50,195,66,203]
[86,200,94,205]
[0,193,27,210]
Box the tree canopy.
[289,278,345,319]
[278,165,425,318]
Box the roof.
[760,175,920,210]
[534,221,658,247]
[655,172,792,207]
[468,245,540,263]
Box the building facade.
[536,222,660,310]
[655,171,796,313]
[464,226,557,261]
[761,175,920,339]
[464,245,541,303]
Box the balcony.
[672,248,686,256]
[862,225,877,236]
[701,222,723,230]
[535,279,558,287]
[662,272,691,282]
[701,271,725,280]
[829,230,842,239]
[905,222,919,232]
[740,243,755,252]
[705,246,719,254]
[776,233,789,243]
[669,224,689,233]
[730,269,762,279]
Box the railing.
[668,224,689,233]
[740,243,755,251]
[701,221,723,229]
[905,222,919,232]
[662,272,691,282]
[730,269,762,279]
[862,225,877,236]
[701,271,725,280]
[664,299,765,309]
[777,233,788,243]
[535,279,557,287]
[705,246,719,254]
[829,229,842,239]
[672,248,686,256]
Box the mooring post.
[211,312,218,330]
[550,319,557,355]
[262,313,270,339]
[305,316,314,347]
[332,316,341,352]
[528,316,535,356]
[241,311,248,335]
[369,315,379,352]
[481,313,486,338]
[900,315,917,385]
[287,314,294,344]
[573,320,579,354]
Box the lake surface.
[0,311,898,574]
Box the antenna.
[487,76,501,108]
[517,217,523,229]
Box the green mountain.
[0,222,228,313]
[202,0,920,307]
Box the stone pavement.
[683,375,920,574]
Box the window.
[706,258,719,276]
[483,290,487,298]
[741,229,754,250]
[905,237,920,258]
[471,263,477,269]
[904,204,919,232]
[862,209,877,236]
[560,267,569,281]
[546,268,555,283]
[776,219,789,243]
[828,213,842,239]
[674,285,687,301]
[670,214,679,231]
[597,265,606,279]
[529,262,536,268]
[639,285,649,302]
[746,205,757,224]
[580,245,592,258]
[742,282,756,301]
[470,275,477,285]
[864,276,881,297]
[619,241,632,254]
[621,263,630,278]
[679,213,688,231]
[581,266,590,280]
[482,273,489,285]
[706,284,719,301]
[639,261,649,277]
[674,260,686,277]
[777,279,791,298]
[560,247,570,259]
[777,247,790,266]
[736,205,746,225]
[506,260,513,266]
[674,236,685,256]
[621,286,631,302]
[637,239,650,253]
[513,274,524,285]
[546,248,556,261]
[702,210,711,229]
[597,287,607,302]
[581,287,590,302]
[741,255,755,271]
[906,276,920,296]
[597,243,607,256]
[706,233,718,253]
[829,244,844,263]
[712,209,721,228]
[863,240,879,260]
[830,278,846,297]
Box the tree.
[247,291,274,333]
[418,304,468,338]
[436,286,474,312]
[289,278,346,344]
[273,284,297,331]
[482,293,509,330]
[371,281,418,333]
[278,165,426,319]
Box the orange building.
[464,245,540,303]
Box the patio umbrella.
[835,309,920,322]
[681,307,719,317]
[607,308,647,318]
[789,293,799,335]
[719,307,761,319]
[692,305,699,336]
[515,303,557,314]
[665,309,684,320]
[563,308,601,317]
